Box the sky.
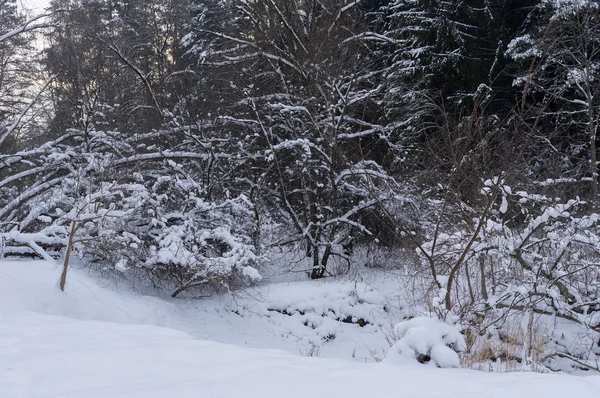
[21,0,50,12]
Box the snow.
[265,282,388,326]
[21,0,50,12]
[505,34,541,60]
[242,265,262,280]
[387,316,466,368]
[1,259,600,397]
[543,0,598,19]
[260,282,389,352]
[1,312,600,397]
[0,260,391,360]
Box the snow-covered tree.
[371,0,542,202]
[0,2,55,153]
[507,0,600,208]
[184,0,398,278]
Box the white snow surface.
[1,259,600,397]
[0,259,392,360]
[1,312,600,398]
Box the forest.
[2,0,600,372]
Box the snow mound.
[386,316,466,368]
[0,259,188,329]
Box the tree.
[186,0,396,278]
[507,1,600,209]
[0,5,64,232]
[372,1,543,203]
[0,1,55,153]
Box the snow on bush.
[25,172,262,297]
[267,282,387,326]
[386,316,466,368]
[264,282,388,346]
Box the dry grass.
[461,312,552,372]
[301,344,321,357]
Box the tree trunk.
[465,260,475,304]
[588,99,598,211]
[59,221,77,292]
[250,187,261,252]
[479,254,488,302]
[310,243,325,279]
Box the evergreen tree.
[377,0,541,202]
[506,0,600,205]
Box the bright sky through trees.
[21,0,49,12]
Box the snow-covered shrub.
[405,175,600,370]
[76,177,262,297]
[0,120,262,298]
[386,316,466,368]
[144,213,261,298]
[267,282,388,326]
[265,282,388,347]
[447,182,600,371]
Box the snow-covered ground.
[1,259,600,397]
[2,312,600,398]
[0,259,394,360]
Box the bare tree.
[192,0,395,278]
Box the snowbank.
[0,260,391,360]
[261,281,388,349]
[265,281,388,326]
[0,259,185,327]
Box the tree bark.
[59,221,77,292]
